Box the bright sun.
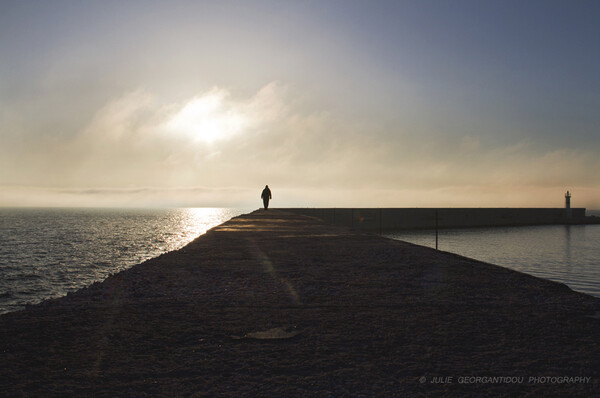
[166,90,246,143]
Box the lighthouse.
[565,190,572,219]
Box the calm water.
[0,208,247,314]
[385,223,600,298]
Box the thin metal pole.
[435,209,439,251]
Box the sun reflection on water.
[0,207,248,314]
[167,208,241,251]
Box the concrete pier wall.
[278,208,588,231]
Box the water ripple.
[0,207,248,314]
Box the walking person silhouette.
[261,185,272,210]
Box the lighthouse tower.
[565,190,572,219]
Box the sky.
[1,0,599,209]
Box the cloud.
[1,81,599,208]
[1,81,358,199]
[163,88,247,143]
[60,81,363,189]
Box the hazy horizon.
[2,1,599,209]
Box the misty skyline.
[1,0,599,208]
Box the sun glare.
[166,91,246,143]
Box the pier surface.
[1,210,599,397]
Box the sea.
[385,214,600,299]
[0,207,249,314]
[1,208,599,314]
